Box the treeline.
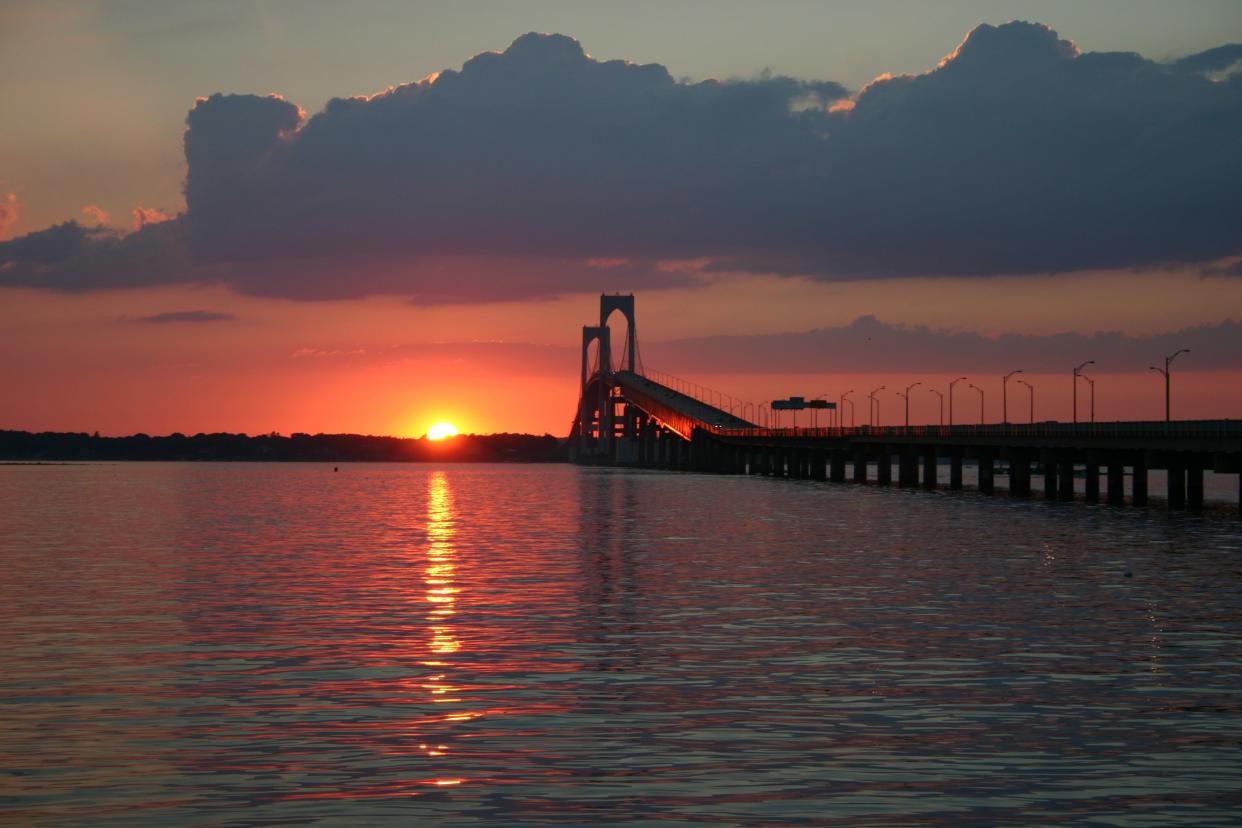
[0,430,567,463]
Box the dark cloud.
[1170,44,1242,77]
[0,219,198,290]
[134,310,236,324]
[648,316,1242,374]
[1,23,1240,300]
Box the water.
[2,462,1241,826]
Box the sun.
[426,422,459,441]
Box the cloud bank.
[2,23,1240,301]
[648,316,1242,375]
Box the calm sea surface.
[2,462,1241,826]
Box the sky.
[2,0,1241,436]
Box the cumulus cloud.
[1,23,1240,300]
[648,316,1242,375]
[82,204,109,225]
[134,310,236,324]
[132,206,172,230]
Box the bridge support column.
[1132,456,1148,507]
[1058,456,1075,501]
[1188,462,1204,511]
[812,450,827,481]
[1085,457,1100,502]
[978,452,995,495]
[950,450,963,491]
[898,449,917,487]
[830,451,846,483]
[1107,462,1125,505]
[1009,450,1030,498]
[1043,451,1059,500]
[922,449,937,489]
[1168,460,1186,509]
[877,448,892,485]
[853,448,867,483]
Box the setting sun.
[426,422,459,441]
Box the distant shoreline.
[0,430,569,464]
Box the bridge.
[570,294,1242,513]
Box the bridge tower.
[573,295,640,462]
[579,325,611,455]
[599,294,637,374]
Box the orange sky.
[2,266,1239,437]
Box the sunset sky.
[3,0,1241,436]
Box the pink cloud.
[133,206,172,230]
[82,204,109,225]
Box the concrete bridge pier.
[1010,450,1031,498]
[1085,457,1100,502]
[1188,462,1205,511]
[812,450,828,481]
[1132,457,1148,506]
[978,453,995,495]
[1107,462,1125,505]
[1058,456,1075,500]
[950,450,964,490]
[853,448,867,483]
[922,449,937,489]
[830,451,847,483]
[1168,460,1186,509]
[1043,451,1059,500]
[877,449,893,486]
[898,449,918,487]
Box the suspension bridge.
[569,294,1242,512]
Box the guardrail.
[711,419,1242,441]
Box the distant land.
[0,430,567,463]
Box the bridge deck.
[615,371,753,430]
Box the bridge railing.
[711,419,1242,441]
[639,368,760,422]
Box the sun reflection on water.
[425,471,460,658]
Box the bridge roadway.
[576,371,1242,512]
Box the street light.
[1002,370,1023,424]
[1080,373,1096,423]
[869,385,886,427]
[841,390,855,430]
[1149,348,1190,423]
[1017,379,1034,424]
[968,383,985,425]
[898,381,921,428]
[948,376,967,427]
[1073,360,1094,424]
[928,388,944,426]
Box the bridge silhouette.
[570,294,1242,513]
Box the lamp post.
[1017,379,1034,424]
[1080,374,1095,423]
[1073,360,1094,424]
[869,385,886,427]
[1002,370,1023,424]
[948,376,967,427]
[898,381,921,428]
[841,390,855,430]
[1149,348,1190,423]
[968,383,985,425]
[928,388,944,426]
